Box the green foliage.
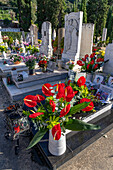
[60,37,64,49]
[64,119,100,131]
[53,36,58,48]
[106,6,113,42]
[1,32,22,41]
[80,0,87,23]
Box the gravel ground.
[0,80,49,170]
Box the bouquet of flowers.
[10,54,22,63]
[66,60,75,70]
[23,55,36,69]
[23,77,100,149]
[3,36,9,43]
[38,55,48,68]
[50,56,57,62]
[77,52,106,73]
[0,45,8,52]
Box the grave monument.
[62,12,83,62]
[40,21,53,58]
[102,28,107,42]
[80,23,94,57]
[29,24,38,45]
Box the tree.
[80,0,87,23]
[87,0,109,41]
[72,0,79,12]
[106,6,113,42]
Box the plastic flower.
[29,112,44,118]
[77,60,84,66]
[80,98,94,111]
[52,124,61,140]
[77,76,86,87]
[24,95,37,107]
[60,104,71,117]
[42,83,54,96]
[36,94,45,103]
[49,99,56,112]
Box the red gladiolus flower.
[29,112,44,118]
[82,58,86,62]
[60,104,71,117]
[42,83,54,96]
[94,64,98,69]
[36,94,45,103]
[24,95,37,107]
[85,54,89,59]
[80,98,94,111]
[65,86,76,102]
[49,99,56,112]
[90,53,95,58]
[87,64,90,70]
[77,60,84,66]
[90,60,94,65]
[77,76,86,87]
[52,124,61,140]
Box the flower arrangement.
[26,45,39,54]
[23,55,36,69]
[77,52,105,73]
[0,45,8,52]
[23,77,100,149]
[3,36,9,43]
[38,55,48,68]
[50,56,57,62]
[10,54,22,63]
[66,60,75,70]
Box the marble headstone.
[62,12,83,62]
[103,43,113,75]
[80,23,94,57]
[40,21,53,58]
[53,29,56,41]
[102,28,107,42]
[58,28,65,55]
[29,24,38,45]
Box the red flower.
[67,80,71,85]
[85,54,89,59]
[87,64,90,70]
[77,76,86,87]
[65,86,76,102]
[90,53,95,58]
[36,94,45,103]
[42,83,54,96]
[14,125,20,133]
[56,84,65,99]
[77,60,84,66]
[52,124,61,140]
[29,112,44,118]
[90,60,94,65]
[60,104,71,117]
[24,95,37,107]
[49,99,56,112]
[93,49,97,52]
[80,98,94,111]
[94,64,98,69]
[97,58,104,62]
[82,58,86,62]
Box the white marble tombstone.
[102,28,107,42]
[80,23,94,58]
[29,24,38,45]
[40,21,53,58]
[53,29,56,41]
[103,43,113,75]
[62,12,83,63]
[0,26,3,43]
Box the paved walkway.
[0,80,113,170]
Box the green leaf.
[69,102,90,115]
[64,119,100,131]
[27,127,48,150]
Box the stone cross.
[62,12,83,63]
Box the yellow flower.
[95,52,99,55]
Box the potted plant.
[23,55,36,75]
[23,77,100,156]
[38,59,47,72]
[10,54,22,64]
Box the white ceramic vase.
[48,130,66,156]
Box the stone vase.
[29,69,35,75]
[48,130,66,156]
[57,60,62,70]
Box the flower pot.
[48,130,66,156]
[14,61,21,64]
[29,69,35,75]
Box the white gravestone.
[102,28,107,42]
[103,43,113,75]
[80,23,94,57]
[40,21,53,58]
[53,29,56,41]
[62,12,83,62]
